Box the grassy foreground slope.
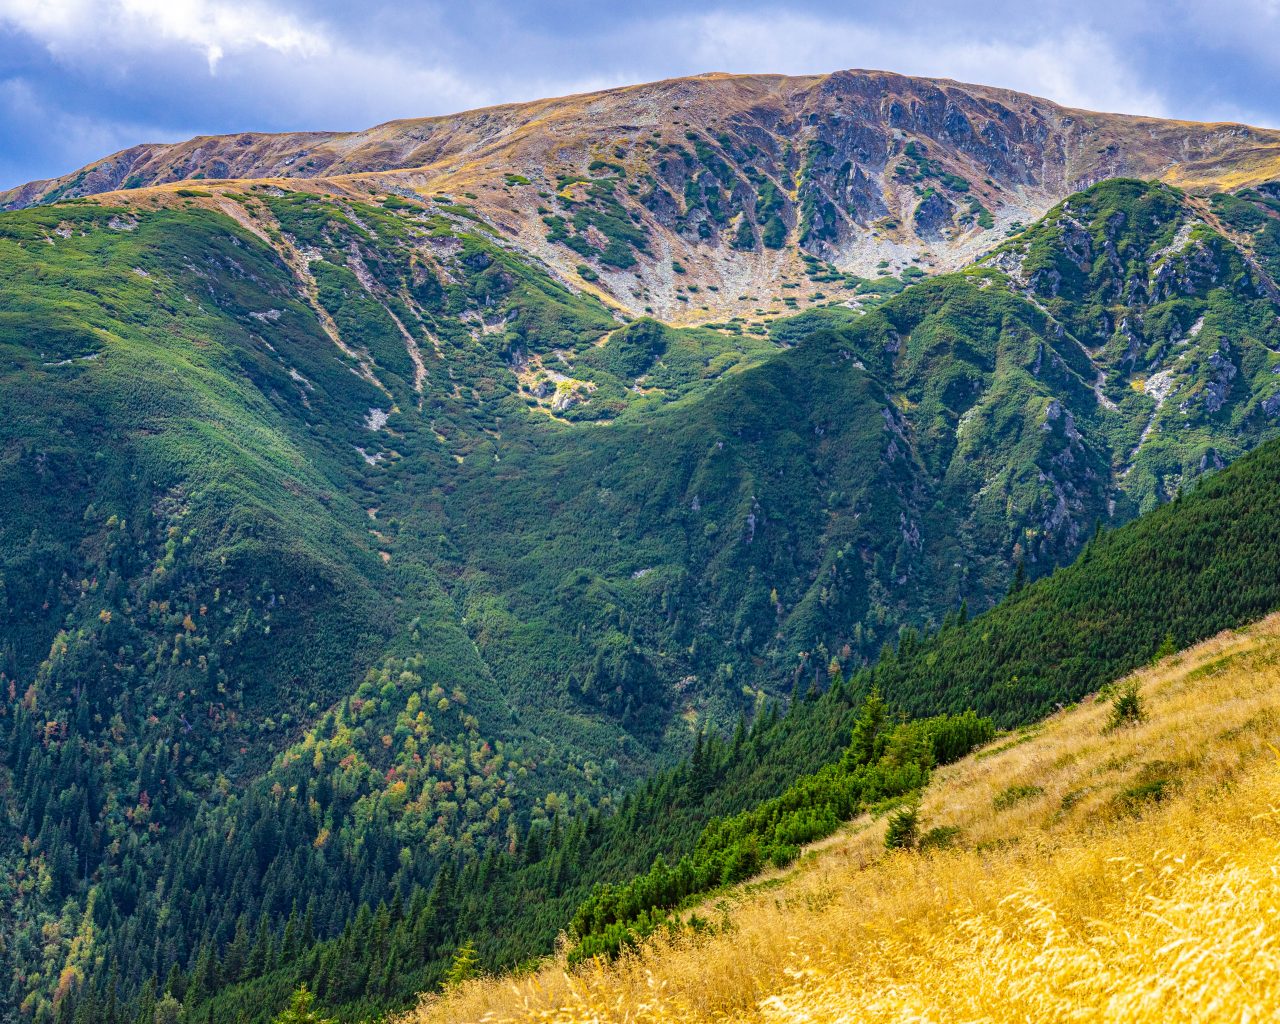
[417,613,1280,1023]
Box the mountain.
[4,68,1280,1023]
[7,70,1280,325]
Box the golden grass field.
[407,613,1280,1024]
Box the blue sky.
[1,0,1278,189]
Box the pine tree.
[186,941,217,1003]
[222,915,250,982]
[133,977,157,1024]
[1008,559,1027,595]
[161,962,185,1003]
[245,914,271,978]
[272,985,333,1024]
[301,898,316,948]
[443,940,480,988]
[844,688,887,768]
[884,804,920,850]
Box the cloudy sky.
[1,0,1278,189]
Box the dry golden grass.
[407,614,1280,1024]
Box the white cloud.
[1171,0,1280,71]
[0,0,501,126]
[657,11,1170,117]
[0,1,1174,125]
[4,0,1278,191]
[0,0,635,131]
[0,0,329,71]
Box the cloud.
[0,0,632,138]
[0,0,329,72]
[1167,0,1280,71]
[655,11,1170,117]
[0,75,182,185]
[0,0,491,144]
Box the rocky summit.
[7,70,1280,324]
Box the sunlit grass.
[408,614,1280,1023]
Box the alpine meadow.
[3,36,1280,1024]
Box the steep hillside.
[438,178,1280,716]
[64,424,1280,1024]
[416,612,1280,1024]
[535,428,1280,975]
[0,196,631,1021]
[7,70,1280,322]
[6,174,1280,1021]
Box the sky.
[1,0,1279,190]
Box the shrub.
[918,825,962,852]
[1110,761,1182,816]
[993,784,1044,811]
[885,804,920,850]
[761,214,787,249]
[1105,682,1146,732]
[926,709,997,764]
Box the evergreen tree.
[1008,559,1028,595]
[272,986,333,1024]
[443,941,480,988]
[844,689,887,768]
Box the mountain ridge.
[9,69,1280,324]
[12,69,1280,201]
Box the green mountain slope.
[439,180,1280,722]
[551,413,1280,990]
[155,396,1280,1024]
[4,176,1280,1021]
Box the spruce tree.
[272,986,333,1024]
[444,940,480,988]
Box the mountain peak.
[6,69,1280,323]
